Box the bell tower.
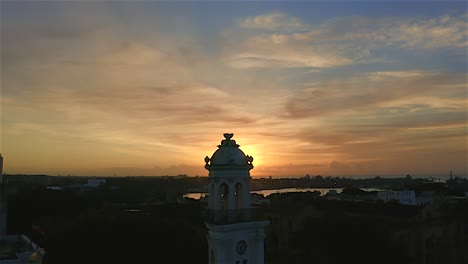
[204,133,268,264]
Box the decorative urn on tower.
[204,133,268,264]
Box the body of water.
[183,187,386,200]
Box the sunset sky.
[1,1,467,177]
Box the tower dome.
[204,133,254,172]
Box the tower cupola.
[204,133,253,213]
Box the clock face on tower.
[236,240,247,255]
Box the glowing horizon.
[1,2,467,177]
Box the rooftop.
[0,235,45,263]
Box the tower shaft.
[204,134,268,264]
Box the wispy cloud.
[368,70,440,80]
[396,15,467,48]
[284,70,467,118]
[238,12,305,31]
[227,13,467,70]
[226,34,353,69]
[292,14,467,49]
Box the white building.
[0,235,45,264]
[78,178,106,191]
[378,190,416,205]
[87,178,106,188]
[0,154,45,264]
[325,190,341,201]
[250,194,270,206]
[415,191,433,206]
[204,134,269,264]
[46,186,63,191]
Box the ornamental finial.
[223,133,233,140]
[219,133,238,147]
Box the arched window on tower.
[209,182,215,208]
[235,183,243,210]
[220,183,228,212]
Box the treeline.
[8,188,207,264]
[251,174,462,192]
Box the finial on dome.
[223,133,233,140]
[219,133,238,147]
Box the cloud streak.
[226,13,467,69]
[238,12,305,31]
[284,70,467,118]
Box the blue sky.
[1,1,467,177]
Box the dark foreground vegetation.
[6,180,468,264]
[264,192,468,264]
[8,188,207,264]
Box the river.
[183,187,386,199]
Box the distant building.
[415,191,434,206]
[77,178,106,191]
[378,190,416,205]
[86,178,106,188]
[250,194,271,206]
[325,190,341,201]
[46,186,63,191]
[0,154,45,263]
[0,235,45,264]
[174,174,188,179]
